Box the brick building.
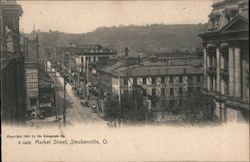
[93,58,203,113]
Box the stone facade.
[200,0,249,122]
[1,1,27,124]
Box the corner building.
[1,1,27,124]
[200,0,249,122]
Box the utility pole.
[86,57,89,99]
[135,87,137,121]
[63,77,67,126]
[81,53,83,98]
[86,57,89,83]
[54,69,58,120]
[118,75,121,126]
[35,32,38,59]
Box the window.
[170,88,174,96]
[161,76,165,83]
[161,100,165,107]
[143,78,146,84]
[152,89,156,96]
[188,76,192,85]
[197,87,201,91]
[161,88,165,96]
[197,75,200,83]
[179,87,183,95]
[226,15,231,22]
[179,76,183,83]
[152,77,156,84]
[133,78,137,85]
[30,99,37,106]
[188,87,193,93]
[124,90,129,95]
[224,53,229,70]
[169,100,175,108]
[170,76,174,83]
[81,57,83,63]
[179,99,183,106]
[123,78,128,85]
[143,89,147,96]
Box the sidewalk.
[26,115,63,128]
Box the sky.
[18,0,213,34]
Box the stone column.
[234,47,241,97]
[242,57,249,101]
[207,75,211,91]
[216,48,221,92]
[220,52,224,70]
[203,48,207,89]
[228,48,235,96]
[213,76,216,91]
[207,54,210,68]
[221,79,225,95]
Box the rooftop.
[213,0,224,4]
[97,59,202,77]
[56,44,117,55]
[1,0,23,16]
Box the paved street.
[28,71,106,128]
[55,72,105,126]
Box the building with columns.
[199,0,249,122]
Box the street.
[28,70,106,128]
[55,72,105,126]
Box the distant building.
[55,44,117,72]
[54,44,117,97]
[199,0,249,122]
[0,1,27,124]
[73,44,117,71]
[154,51,202,63]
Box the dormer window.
[224,8,238,23]
[208,13,220,31]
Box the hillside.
[24,23,207,57]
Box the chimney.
[125,47,129,57]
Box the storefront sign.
[26,68,39,97]
[40,103,52,108]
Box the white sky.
[18,0,213,34]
